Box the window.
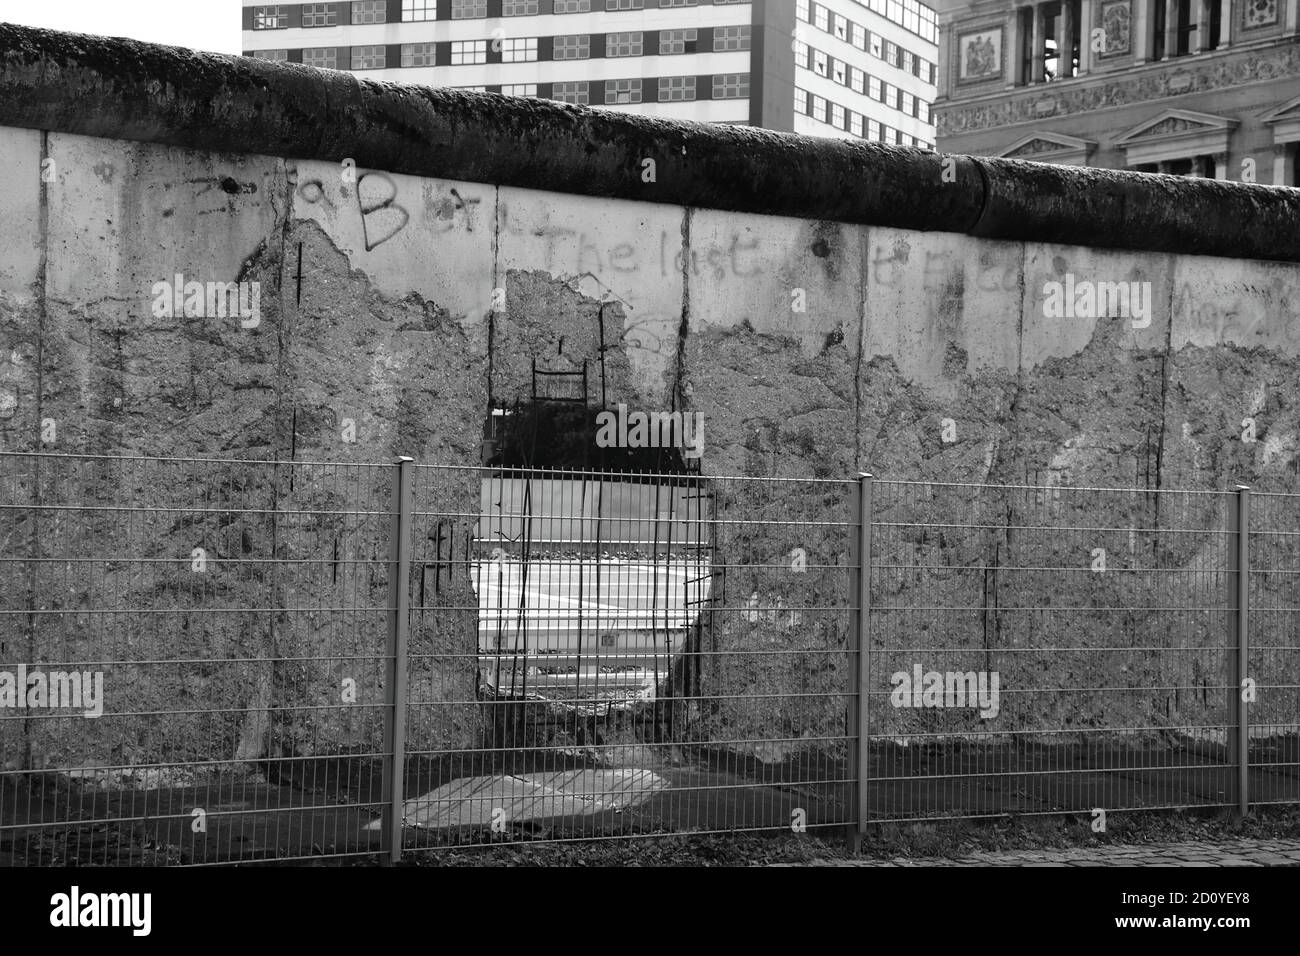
[850,113,863,137]
[794,87,808,114]
[712,73,750,98]
[554,0,591,11]
[352,45,386,69]
[552,81,589,104]
[814,4,829,29]
[660,29,698,54]
[352,0,387,24]
[401,42,437,67]
[714,25,751,51]
[850,69,864,93]
[869,76,881,100]
[659,76,696,101]
[884,40,899,67]
[502,83,538,96]
[792,39,808,66]
[797,0,810,18]
[868,119,880,140]
[811,95,826,121]
[451,40,487,64]
[852,24,867,49]
[503,0,539,12]
[660,0,698,5]
[402,0,436,20]
[831,102,845,127]
[607,32,644,56]
[303,47,338,68]
[302,4,339,27]
[451,0,487,17]
[607,0,644,7]
[901,91,915,116]
[833,60,846,84]
[833,14,848,40]
[554,35,590,59]
[252,6,287,29]
[813,50,828,76]
[900,49,913,74]
[870,33,882,58]
[502,37,538,61]
[251,48,289,60]
[606,78,643,104]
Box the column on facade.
[1274,144,1291,186]
[1213,152,1229,180]
[1157,160,1173,173]
[1058,0,1075,77]
[1189,156,1208,177]
[1193,0,1208,50]
[1219,0,1232,47]
[1286,0,1299,35]
[1078,0,1093,73]
[1134,0,1150,63]
[1164,0,1179,56]
[1032,3,1047,81]
[1008,7,1026,86]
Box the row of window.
[550,73,749,103]
[252,0,749,28]
[250,26,750,66]
[552,25,750,57]
[251,43,748,98]
[795,40,931,124]
[847,0,937,45]
[796,0,937,85]
[794,87,932,148]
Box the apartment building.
[241,0,938,147]
[933,0,1300,183]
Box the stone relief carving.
[937,43,1300,136]
[1099,0,1132,58]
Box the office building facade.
[241,0,938,147]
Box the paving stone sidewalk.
[800,838,1300,866]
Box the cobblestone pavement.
[800,838,1300,866]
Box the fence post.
[848,473,872,852]
[381,456,414,864]
[1227,484,1250,817]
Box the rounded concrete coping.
[1,22,1298,262]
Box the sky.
[0,0,241,55]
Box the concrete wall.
[3,23,1300,771]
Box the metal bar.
[848,473,872,851]
[381,456,414,865]
[1234,484,1250,816]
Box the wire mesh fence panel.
[400,465,857,848]
[867,479,1242,822]
[0,452,394,865]
[5,452,1297,862]
[1247,492,1300,807]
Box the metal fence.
[1,452,1297,865]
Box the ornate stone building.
[932,0,1300,183]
